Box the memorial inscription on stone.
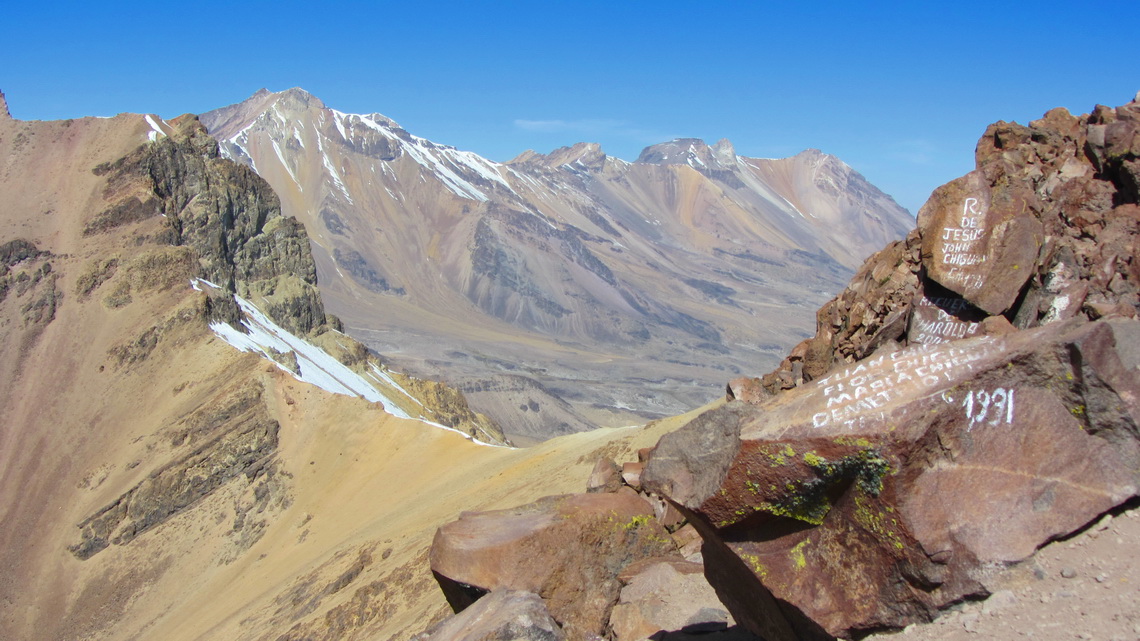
[920,172,1042,315]
[643,318,1140,641]
[907,287,986,345]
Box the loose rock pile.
[426,448,743,641]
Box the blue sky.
[2,1,1136,214]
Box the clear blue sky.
[2,1,1137,214]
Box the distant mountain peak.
[264,87,326,112]
[636,137,737,171]
[509,141,608,170]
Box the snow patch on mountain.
[198,280,503,446]
[144,114,167,142]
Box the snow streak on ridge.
[195,280,504,447]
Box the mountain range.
[0,86,907,640]
[2,85,1138,641]
[199,88,912,439]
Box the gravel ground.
[867,503,1140,641]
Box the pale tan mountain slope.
[201,89,913,440]
[0,93,703,641]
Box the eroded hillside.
[201,89,913,439]
[0,95,589,641]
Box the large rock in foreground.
[430,491,676,641]
[643,317,1140,640]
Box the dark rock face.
[70,382,280,559]
[0,239,60,362]
[640,95,1140,640]
[92,116,324,335]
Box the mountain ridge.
[200,87,913,439]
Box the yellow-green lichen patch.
[741,552,768,578]
[757,484,831,526]
[804,448,892,498]
[622,514,652,530]
[833,436,874,449]
[853,494,905,550]
[790,539,811,570]
[761,445,787,466]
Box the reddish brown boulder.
[609,558,730,641]
[727,376,770,404]
[430,490,677,641]
[413,590,565,641]
[586,457,623,493]
[621,461,644,489]
[670,523,703,560]
[918,170,1043,315]
[643,317,1140,640]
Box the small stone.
[1061,567,1078,579]
[1096,574,1108,583]
[961,612,980,633]
[982,590,1018,615]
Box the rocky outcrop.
[426,440,734,640]
[430,491,676,641]
[388,372,505,443]
[84,115,506,443]
[91,115,324,335]
[644,317,1139,639]
[70,381,280,559]
[640,95,1140,640]
[748,94,1139,400]
[0,239,61,362]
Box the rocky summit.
[425,95,1140,640]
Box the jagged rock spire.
[0,90,11,120]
